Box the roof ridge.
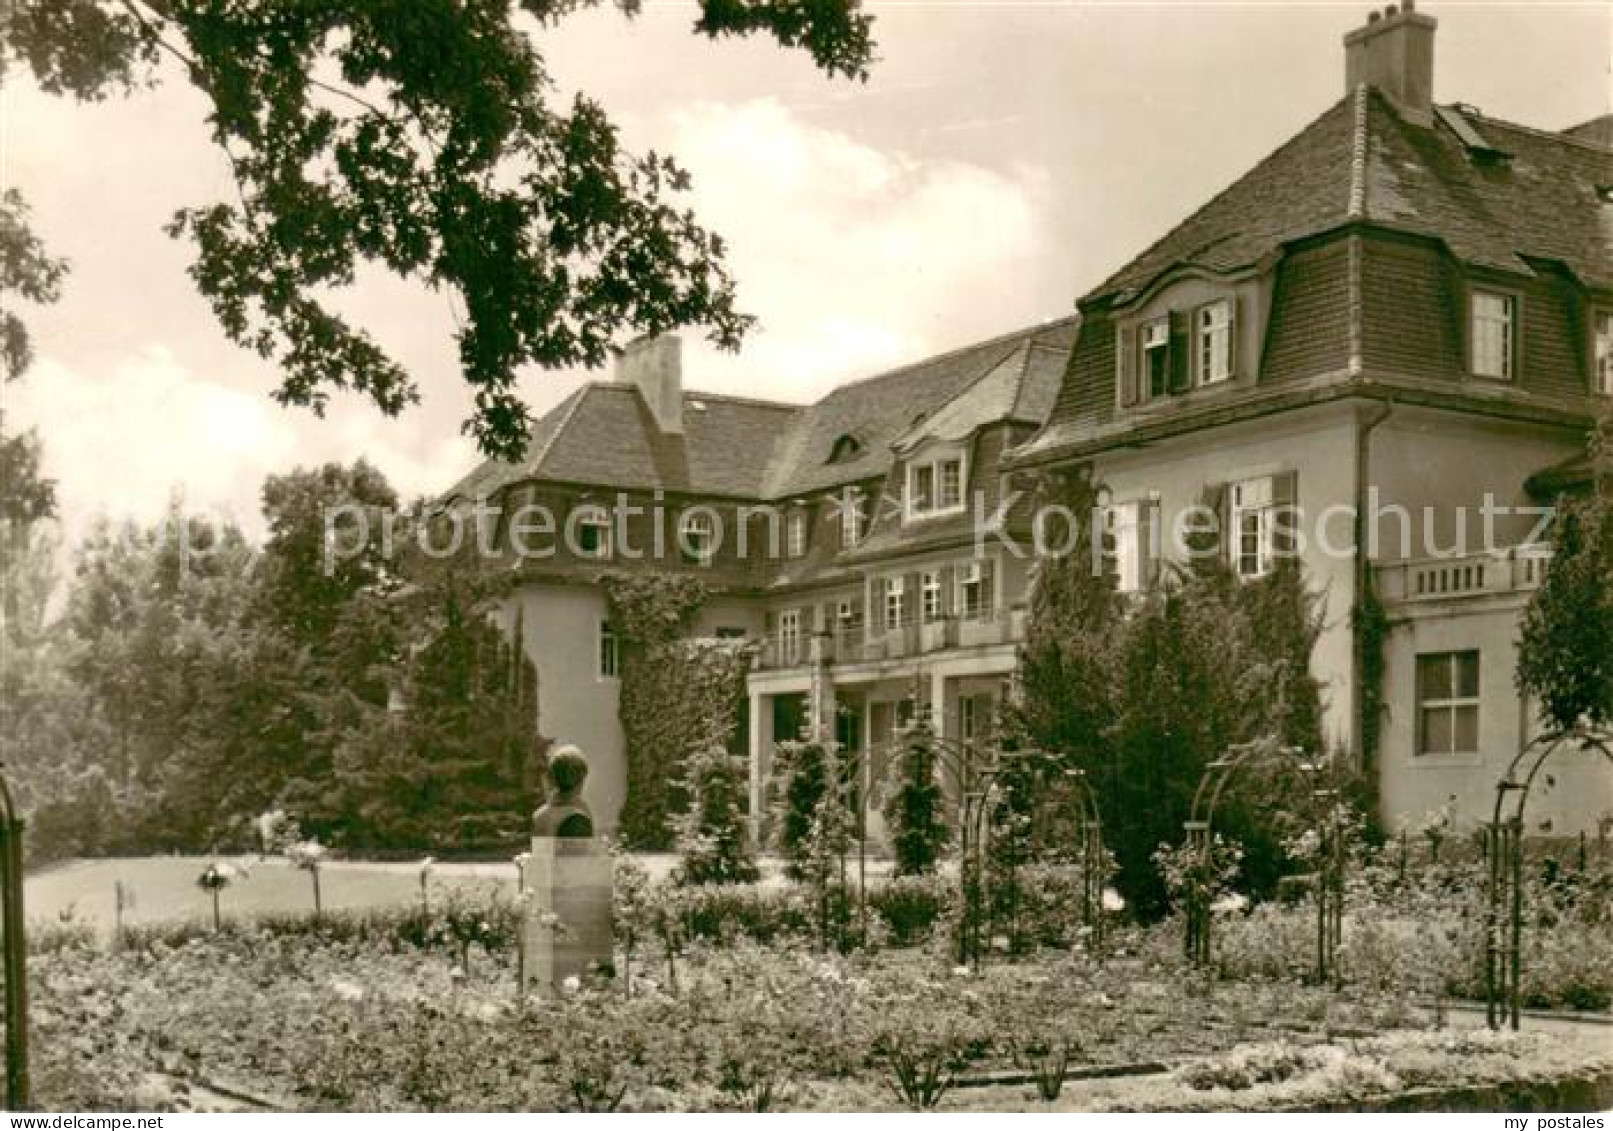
[1460,105,1613,155]
[1087,93,1355,301]
[1348,84,1370,219]
[891,340,1026,453]
[819,313,1081,396]
[527,384,592,476]
[680,389,801,411]
[579,379,797,412]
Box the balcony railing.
[1373,543,1551,605]
[754,607,1027,670]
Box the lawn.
[27,853,862,937]
[28,857,521,935]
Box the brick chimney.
[1344,1,1437,127]
[614,334,683,435]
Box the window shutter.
[979,560,996,615]
[1140,499,1162,589]
[1272,471,1299,558]
[1197,483,1228,561]
[1117,323,1139,407]
[1228,296,1242,380]
[1168,310,1192,394]
[939,564,954,615]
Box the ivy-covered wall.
[601,572,752,849]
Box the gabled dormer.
[898,441,968,522]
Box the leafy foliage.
[673,744,759,886]
[602,573,752,849]
[3,0,876,457]
[1012,469,1327,921]
[12,455,542,859]
[882,719,949,876]
[0,189,67,380]
[1518,491,1613,734]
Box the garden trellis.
[1181,738,1341,981]
[1485,725,1613,1030]
[878,729,1108,969]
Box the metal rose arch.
[1484,724,1613,1030]
[1181,737,1343,982]
[867,724,1109,972]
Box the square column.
[747,688,771,847]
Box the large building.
[440,320,1079,838]
[442,2,1613,839]
[1009,2,1613,834]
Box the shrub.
[674,745,760,886]
[883,721,949,876]
[867,874,950,946]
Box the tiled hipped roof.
[442,316,1080,506]
[1088,89,1613,305]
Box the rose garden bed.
[31,915,1611,1113]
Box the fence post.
[0,774,29,1110]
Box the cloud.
[9,347,476,546]
[658,99,1050,400]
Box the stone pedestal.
[521,836,613,995]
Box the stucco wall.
[1366,406,1583,562]
[502,582,625,833]
[1093,403,1361,752]
[501,584,766,835]
[1378,600,1613,835]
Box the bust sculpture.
[532,744,594,838]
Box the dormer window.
[1471,290,1516,380]
[906,451,966,519]
[679,511,716,563]
[1119,297,1240,407]
[828,433,865,463]
[786,510,809,558]
[839,487,866,548]
[573,506,612,559]
[1141,317,1172,399]
[1197,300,1234,385]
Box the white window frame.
[777,609,801,664]
[1471,290,1516,380]
[840,488,865,548]
[921,570,942,623]
[836,598,860,636]
[958,696,977,742]
[575,508,612,560]
[678,511,716,562]
[956,561,985,619]
[1595,309,1613,397]
[1141,316,1171,401]
[1230,477,1276,580]
[597,619,619,679]
[1105,502,1144,593]
[786,511,809,558]
[1416,650,1481,757]
[906,450,968,520]
[883,576,906,631]
[938,459,962,510]
[1197,299,1233,385]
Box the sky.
[3,1,1609,546]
